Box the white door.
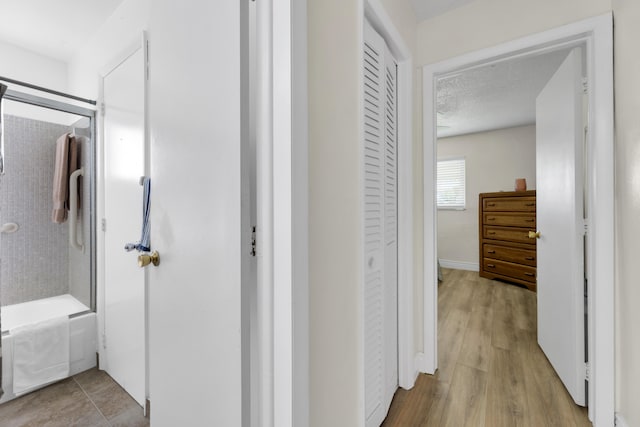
[363,20,398,427]
[382,43,399,411]
[148,2,248,426]
[535,47,585,406]
[102,45,146,406]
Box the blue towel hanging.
[125,177,151,252]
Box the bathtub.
[0,294,97,403]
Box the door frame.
[255,0,309,425]
[421,13,614,426]
[364,0,415,392]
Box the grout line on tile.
[73,375,112,426]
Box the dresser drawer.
[483,212,536,227]
[483,244,536,267]
[483,226,536,245]
[482,197,536,212]
[483,259,537,283]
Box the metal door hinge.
[101,218,107,232]
[100,103,106,116]
[250,226,257,257]
[584,362,590,381]
[102,333,107,349]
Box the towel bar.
[69,167,84,252]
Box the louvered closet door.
[363,20,398,427]
[382,42,398,412]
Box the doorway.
[100,37,148,408]
[422,14,614,426]
[437,41,588,416]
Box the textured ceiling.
[0,0,125,61]
[410,0,476,21]
[437,49,575,138]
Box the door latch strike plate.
[250,226,257,257]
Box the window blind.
[437,158,466,209]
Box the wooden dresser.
[478,190,537,292]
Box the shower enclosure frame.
[0,79,98,315]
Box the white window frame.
[436,157,466,210]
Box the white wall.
[415,0,611,65]
[67,0,150,100]
[0,40,75,123]
[0,40,67,91]
[437,125,536,268]
[308,0,416,425]
[611,2,640,426]
[378,0,417,55]
[412,0,611,358]
[308,1,362,424]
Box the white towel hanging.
[12,316,70,395]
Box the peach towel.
[51,133,80,223]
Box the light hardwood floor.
[382,268,591,427]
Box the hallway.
[383,268,591,426]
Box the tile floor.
[0,368,149,427]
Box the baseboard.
[414,352,426,374]
[616,413,629,427]
[400,353,422,390]
[439,259,479,272]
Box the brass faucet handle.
[138,251,160,267]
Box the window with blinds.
[437,158,466,209]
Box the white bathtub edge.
[0,312,97,404]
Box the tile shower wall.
[0,115,71,306]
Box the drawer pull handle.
[487,250,496,254]
[525,256,535,260]
[525,219,535,222]
[487,264,496,268]
[488,231,496,235]
[487,217,496,221]
[525,203,535,207]
[487,203,496,207]
[524,273,535,277]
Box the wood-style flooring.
[382,268,591,427]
